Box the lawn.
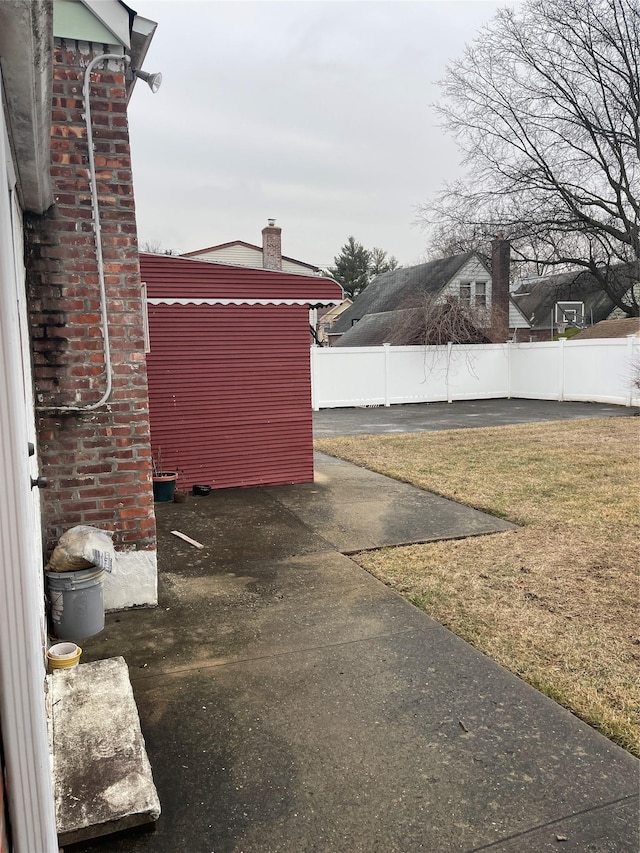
[315,417,640,755]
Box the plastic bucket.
[47,642,82,670]
[153,472,177,502]
[45,566,105,640]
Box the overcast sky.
[127,1,506,268]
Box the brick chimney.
[491,233,511,341]
[262,219,282,271]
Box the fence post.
[628,335,637,408]
[384,343,391,407]
[507,341,512,399]
[310,345,319,411]
[447,341,453,403]
[558,337,565,402]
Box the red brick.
[27,38,155,553]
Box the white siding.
[188,245,317,276]
[0,90,59,853]
[192,245,263,267]
[281,258,317,276]
[440,256,492,310]
[509,301,531,329]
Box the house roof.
[570,318,640,340]
[181,240,320,272]
[317,299,352,322]
[511,263,639,329]
[141,253,342,306]
[332,310,414,346]
[330,252,485,337]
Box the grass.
[315,417,640,755]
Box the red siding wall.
[141,253,341,301]
[141,253,342,490]
[146,303,315,489]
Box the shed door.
[147,303,315,489]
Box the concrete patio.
[70,403,639,852]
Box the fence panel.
[563,338,638,406]
[312,339,639,409]
[509,342,561,401]
[387,346,449,404]
[311,346,387,408]
[446,344,510,401]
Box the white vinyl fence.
[310,338,640,409]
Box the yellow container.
[47,642,82,670]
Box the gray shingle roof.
[332,310,414,347]
[511,263,638,329]
[330,252,484,336]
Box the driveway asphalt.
[313,398,634,438]
[75,402,638,853]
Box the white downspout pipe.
[37,53,130,413]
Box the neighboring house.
[181,219,322,276]
[327,307,494,347]
[142,254,342,490]
[1,1,160,848]
[315,298,353,344]
[570,318,640,340]
[329,237,523,346]
[510,263,640,340]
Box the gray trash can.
[46,566,105,640]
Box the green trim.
[53,0,125,46]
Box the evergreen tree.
[329,239,400,298]
[329,237,371,298]
[370,247,399,277]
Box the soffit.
[0,0,54,213]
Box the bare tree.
[387,294,507,346]
[140,239,179,255]
[140,239,163,254]
[425,222,487,261]
[423,0,640,315]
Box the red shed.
[141,253,342,490]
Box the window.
[475,282,487,308]
[459,282,471,306]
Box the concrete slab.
[152,453,514,562]
[47,657,160,846]
[266,452,516,553]
[69,408,639,852]
[76,626,638,852]
[79,551,432,678]
[152,487,332,577]
[313,399,634,438]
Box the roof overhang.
[149,298,341,308]
[126,10,158,102]
[54,1,158,102]
[0,0,54,213]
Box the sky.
[127,1,506,269]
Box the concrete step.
[47,656,160,847]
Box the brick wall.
[491,235,511,342]
[26,39,156,554]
